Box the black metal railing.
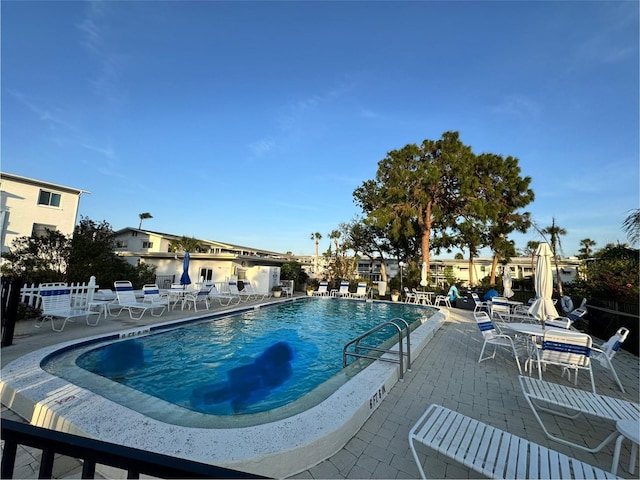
[1,419,267,479]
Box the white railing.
[19,277,100,309]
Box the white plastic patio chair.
[474,311,522,374]
[182,285,211,312]
[591,327,630,392]
[490,296,510,319]
[534,329,595,393]
[470,292,489,313]
[403,287,417,303]
[433,295,451,308]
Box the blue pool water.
[44,298,435,418]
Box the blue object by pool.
[191,341,295,412]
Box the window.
[200,268,213,281]
[116,241,128,249]
[142,241,153,248]
[37,190,61,207]
[32,223,56,237]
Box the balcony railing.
[1,419,265,479]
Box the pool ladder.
[342,317,411,380]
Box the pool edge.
[0,306,449,478]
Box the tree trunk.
[468,253,474,287]
[490,254,499,285]
[419,201,433,281]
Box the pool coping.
[0,298,448,478]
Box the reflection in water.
[191,341,295,413]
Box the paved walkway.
[2,299,639,479]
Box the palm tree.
[138,212,153,229]
[622,208,640,246]
[328,230,341,253]
[310,232,322,273]
[578,238,597,259]
[542,218,567,296]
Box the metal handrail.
[343,317,411,380]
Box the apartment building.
[0,172,89,253]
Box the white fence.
[19,277,100,309]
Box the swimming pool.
[0,297,448,477]
[42,299,435,425]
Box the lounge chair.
[332,281,351,297]
[591,327,630,392]
[111,280,165,319]
[207,283,241,306]
[228,281,252,302]
[34,285,100,332]
[312,281,330,296]
[142,284,169,310]
[242,280,268,300]
[534,329,595,393]
[474,311,522,374]
[409,403,620,480]
[350,282,368,299]
[519,375,640,453]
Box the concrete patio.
[1,297,638,479]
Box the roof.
[0,172,91,195]
[114,227,285,257]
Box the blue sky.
[3,1,638,258]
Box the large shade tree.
[353,131,473,280]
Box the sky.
[3,1,638,258]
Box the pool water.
[44,298,435,419]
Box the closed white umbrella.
[528,243,559,322]
[503,265,514,299]
[420,262,428,287]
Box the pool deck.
[2,294,639,479]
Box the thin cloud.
[248,138,275,157]
[8,90,73,131]
[491,94,541,120]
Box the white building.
[0,172,89,253]
[113,228,288,294]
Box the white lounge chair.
[474,311,522,374]
[312,281,330,296]
[592,327,630,392]
[534,329,595,393]
[350,282,368,299]
[142,284,169,311]
[35,285,100,332]
[207,283,241,306]
[332,281,350,297]
[242,280,268,300]
[228,281,252,302]
[409,403,620,480]
[519,375,640,453]
[111,280,165,319]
